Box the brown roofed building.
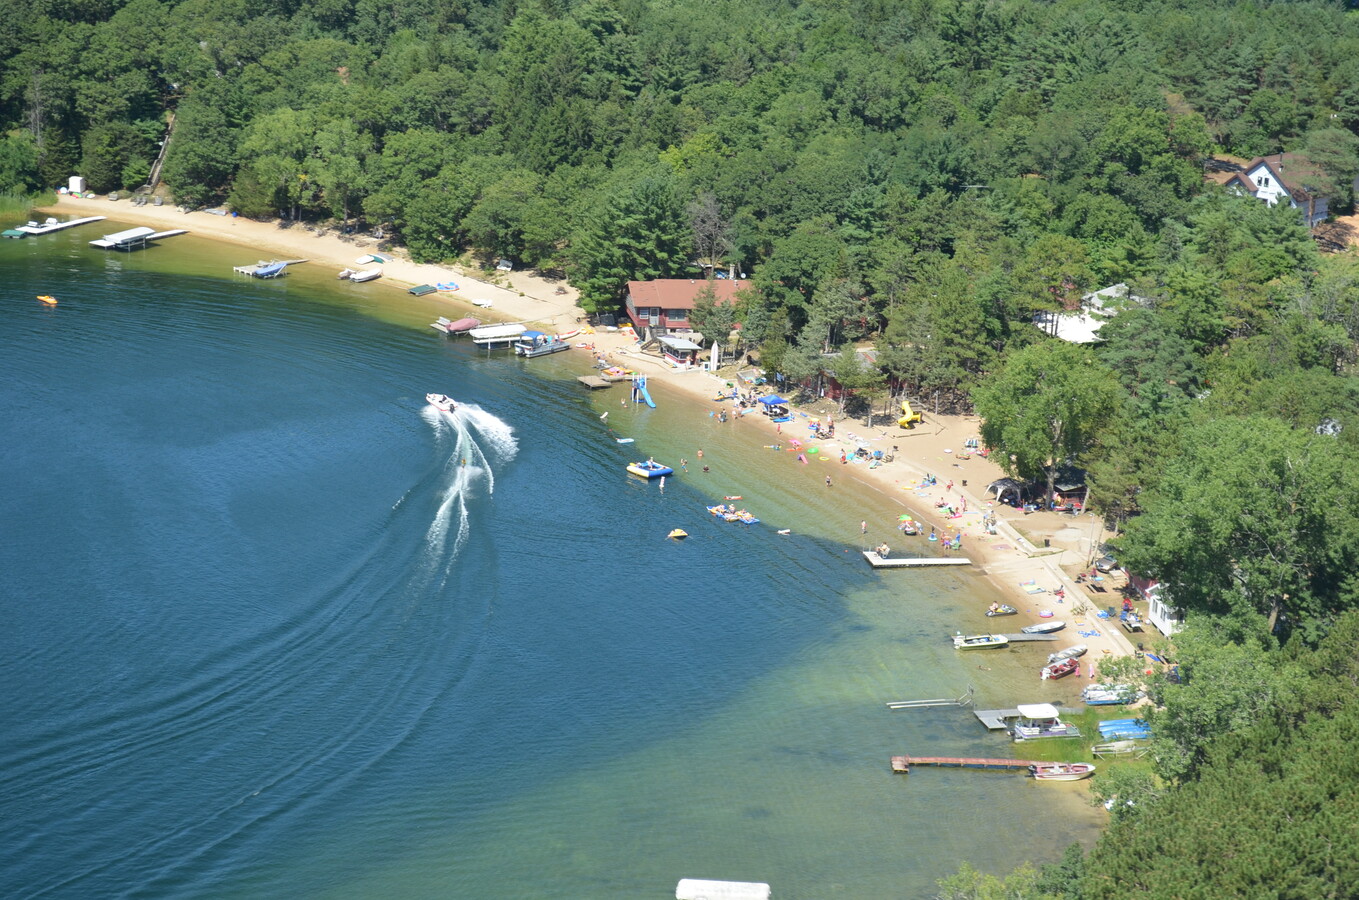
[625,278,745,336]
[1223,153,1331,227]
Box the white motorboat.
[426,393,456,412]
[952,633,1009,650]
[1047,643,1089,664]
[1021,620,1065,634]
[349,268,382,282]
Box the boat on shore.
[349,268,382,283]
[1083,683,1142,705]
[627,460,673,479]
[426,393,456,412]
[1047,644,1088,664]
[953,633,1008,650]
[1092,739,1147,757]
[1021,620,1065,634]
[986,604,1017,617]
[1041,657,1080,679]
[1029,762,1095,781]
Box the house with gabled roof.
[1224,153,1330,227]
[624,278,744,336]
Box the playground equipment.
[898,399,923,429]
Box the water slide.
[633,375,656,408]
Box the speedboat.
[1022,620,1066,634]
[986,604,1018,617]
[1029,762,1095,782]
[952,633,1008,650]
[426,393,456,412]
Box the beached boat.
[337,268,355,279]
[953,633,1009,650]
[349,268,382,283]
[1041,658,1080,680]
[627,460,673,479]
[1047,644,1088,664]
[1029,762,1095,782]
[986,604,1018,617]
[1021,620,1065,634]
[1011,703,1082,741]
[1083,683,1142,706]
[425,393,456,412]
[1092,739,1147,757]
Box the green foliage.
[0,131,40,193]
[1118,417,1359,641]
[571,173,691,313]
[973,341,1122,499]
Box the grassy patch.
[0,190,56,217]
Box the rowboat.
[1092,739,1146,757]
[1022,620,1065,634]
[1041,657,1080,679]
[953,633,1008,650]
[1047,644,1088,664]
[1029,762,1095,782]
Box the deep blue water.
[0,229,1100,898]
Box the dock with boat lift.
[862,551,970,568]
[15,215,106,235]
[891,755,1038,773]
[89,226,188,250]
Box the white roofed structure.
[676,879,771,900]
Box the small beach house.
[625,278,743,338]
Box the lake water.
[0,227,1101,898]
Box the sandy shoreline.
[38,195,1140,670]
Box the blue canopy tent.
[758,395,791,420]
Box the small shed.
[658,334,702,366]
[68,175,86,193]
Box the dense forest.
[6,0,1359,893]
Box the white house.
[1224,154,1330,227]
[1032,282,1137,343]
[1130,574,1184,637]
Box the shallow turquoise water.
[0,226,1101,898]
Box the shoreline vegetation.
[41,193,1139,674]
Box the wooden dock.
[863,551,969,568]
[891,755,1038,773]
[577,375,612,389]
[973,708,1025,730]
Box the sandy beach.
[39,194,1141,670]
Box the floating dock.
[15,215,105,235]
[863,551,969,568]
[891,755,1037,773]
[973,708,1026,730]
[577,375,612,389]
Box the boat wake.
[421,403,517,564]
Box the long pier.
[997,632,1060,642]
[863,551,970,568]
[891,756,1037,773]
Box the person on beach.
[860,520,867,534]
[826,475,833,487]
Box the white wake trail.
[421,402,517,562]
